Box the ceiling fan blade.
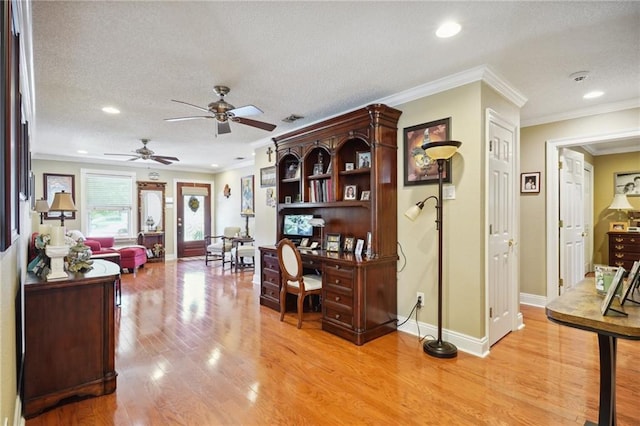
[164,116,213,122]
[228,104,262,118]
[127,157,140,162]
[218,121,231,135]
[151,157,172,165]
[152,155,180,162]
[170,99,209,113]
[233,116,277,132]
[105,153,138,157]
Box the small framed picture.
[609,222,628,232]
[285,161,299,179]
[300,238,310,247]
[357,151,371,169]
[326,233,341,252]
[344,185,357,200]
[521,172,540,193]
[601,267,627,316]
[313,164,323,175]
[284,195,292,204]
[354,239,365,255]
[345,163,355,171]
[360,190,370,201]
[343,237,355,252]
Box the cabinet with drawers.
[608,232,640,271]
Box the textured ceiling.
[30,1,640,172]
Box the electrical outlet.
[416,292,425,308]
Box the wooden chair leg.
[279,286,286,322]
[297,293,304,329]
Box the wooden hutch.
[259,104,401,345]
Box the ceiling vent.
[282,114,304,123]
[569,71,589,83]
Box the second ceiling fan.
[165,85,277,135]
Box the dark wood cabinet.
[138,231,165,262]
[608,232,640,271]
[23,260,119,418]
[259,104,401,345]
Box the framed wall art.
[403,117,451,186]
[240,174,255,214]
[44,173,76,220]
[614,170,640,196]
[260,166,276,187]
[521,172,541,193]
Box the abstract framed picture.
[44,173,76,220]
[403,117,451,186]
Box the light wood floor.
[26,259,640,425]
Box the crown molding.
[522,98,640,127]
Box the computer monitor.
[283,214,314,238]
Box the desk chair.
[205,226,241,268]
[277,238,322,328]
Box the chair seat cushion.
[232,245,255,257]
[287,274,322,291]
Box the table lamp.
[49,190,77,227]
[309,218,325,249]
[34,198,49,224]
[608,193,633,222]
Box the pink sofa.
[83,236,147,274]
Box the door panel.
[560,149,585,293]
[488,117,516,346]
[177,182,211,258]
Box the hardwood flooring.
[26,259,640,425]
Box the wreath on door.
[188,196,200,213]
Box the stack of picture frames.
[601,260,640,316]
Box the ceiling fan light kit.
[165,85,277,135]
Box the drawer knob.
[335,265,340,269]
[615,238,624,242]
[334,279,341,285]
[615,262,624,267]
[335,314,341,319]
[335,296,341,302]
[631,238,636,243]
[615,245,624,250]
[615,253,625,259]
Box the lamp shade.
[404,205,422,221]
[608,194,634,210]
[34,199,50,213]
[422,140,462,160]
[49,191,77,212]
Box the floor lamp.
[404,140,462,359]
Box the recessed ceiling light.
[436,21,461,38]
[211,163,219,168]
[77,149,88,154]
[583,91,604,99]
[102,106,120,114]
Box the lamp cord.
[396,299,436,343]
[396,241,407,272]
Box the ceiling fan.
[104,139,179,165]
[164,85,277,135]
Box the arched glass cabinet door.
[137,181,166,262]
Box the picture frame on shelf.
[521,172,541,193]
[285,161,299,179]
[344,185,357,200]
[601,267,627,316]
[403,117,451,186]
[360,190,370,201]
[44,173,76,220]
[595,264,620,294]
[284,195,292,204]
[621,261,640,306]
[356,151,371,169]
[260,166,276,187]
[343,237,355,252]
[313,163,323,175]
[614,170,640,196]
[609,222,627,232]
[354,239,365,256]
[299,237,310,248]
[345,163,354,171]
[326,233,341,252]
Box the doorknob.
[581,232,587,237]
[508,239,517,247]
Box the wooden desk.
[546,279,640,426]
[259,246,397,345]
[24,260,120,418]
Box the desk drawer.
[324,304,353,328]
[262,252,280,270]
[324,289,353,309]
[323,263,354,289]
[262,268,280,286]
[262,281,280,302]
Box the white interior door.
[559,148,585,293]
[487,111,517,346]
[584,163,594,273]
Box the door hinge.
[489,307,493,318]
[558,160,563,169]
[489,224,493,234]
[559,278,564,288]
[489,140,493,152]
[559,220,564,228]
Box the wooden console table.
[23,260,120,418]
[546,279,640,426]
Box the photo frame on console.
[601,267,627,316]
[621,261,640,306]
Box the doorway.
[176,182,211,258]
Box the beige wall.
[520,107,640,296]
[593,152,640,264]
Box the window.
[81,169,136,237]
